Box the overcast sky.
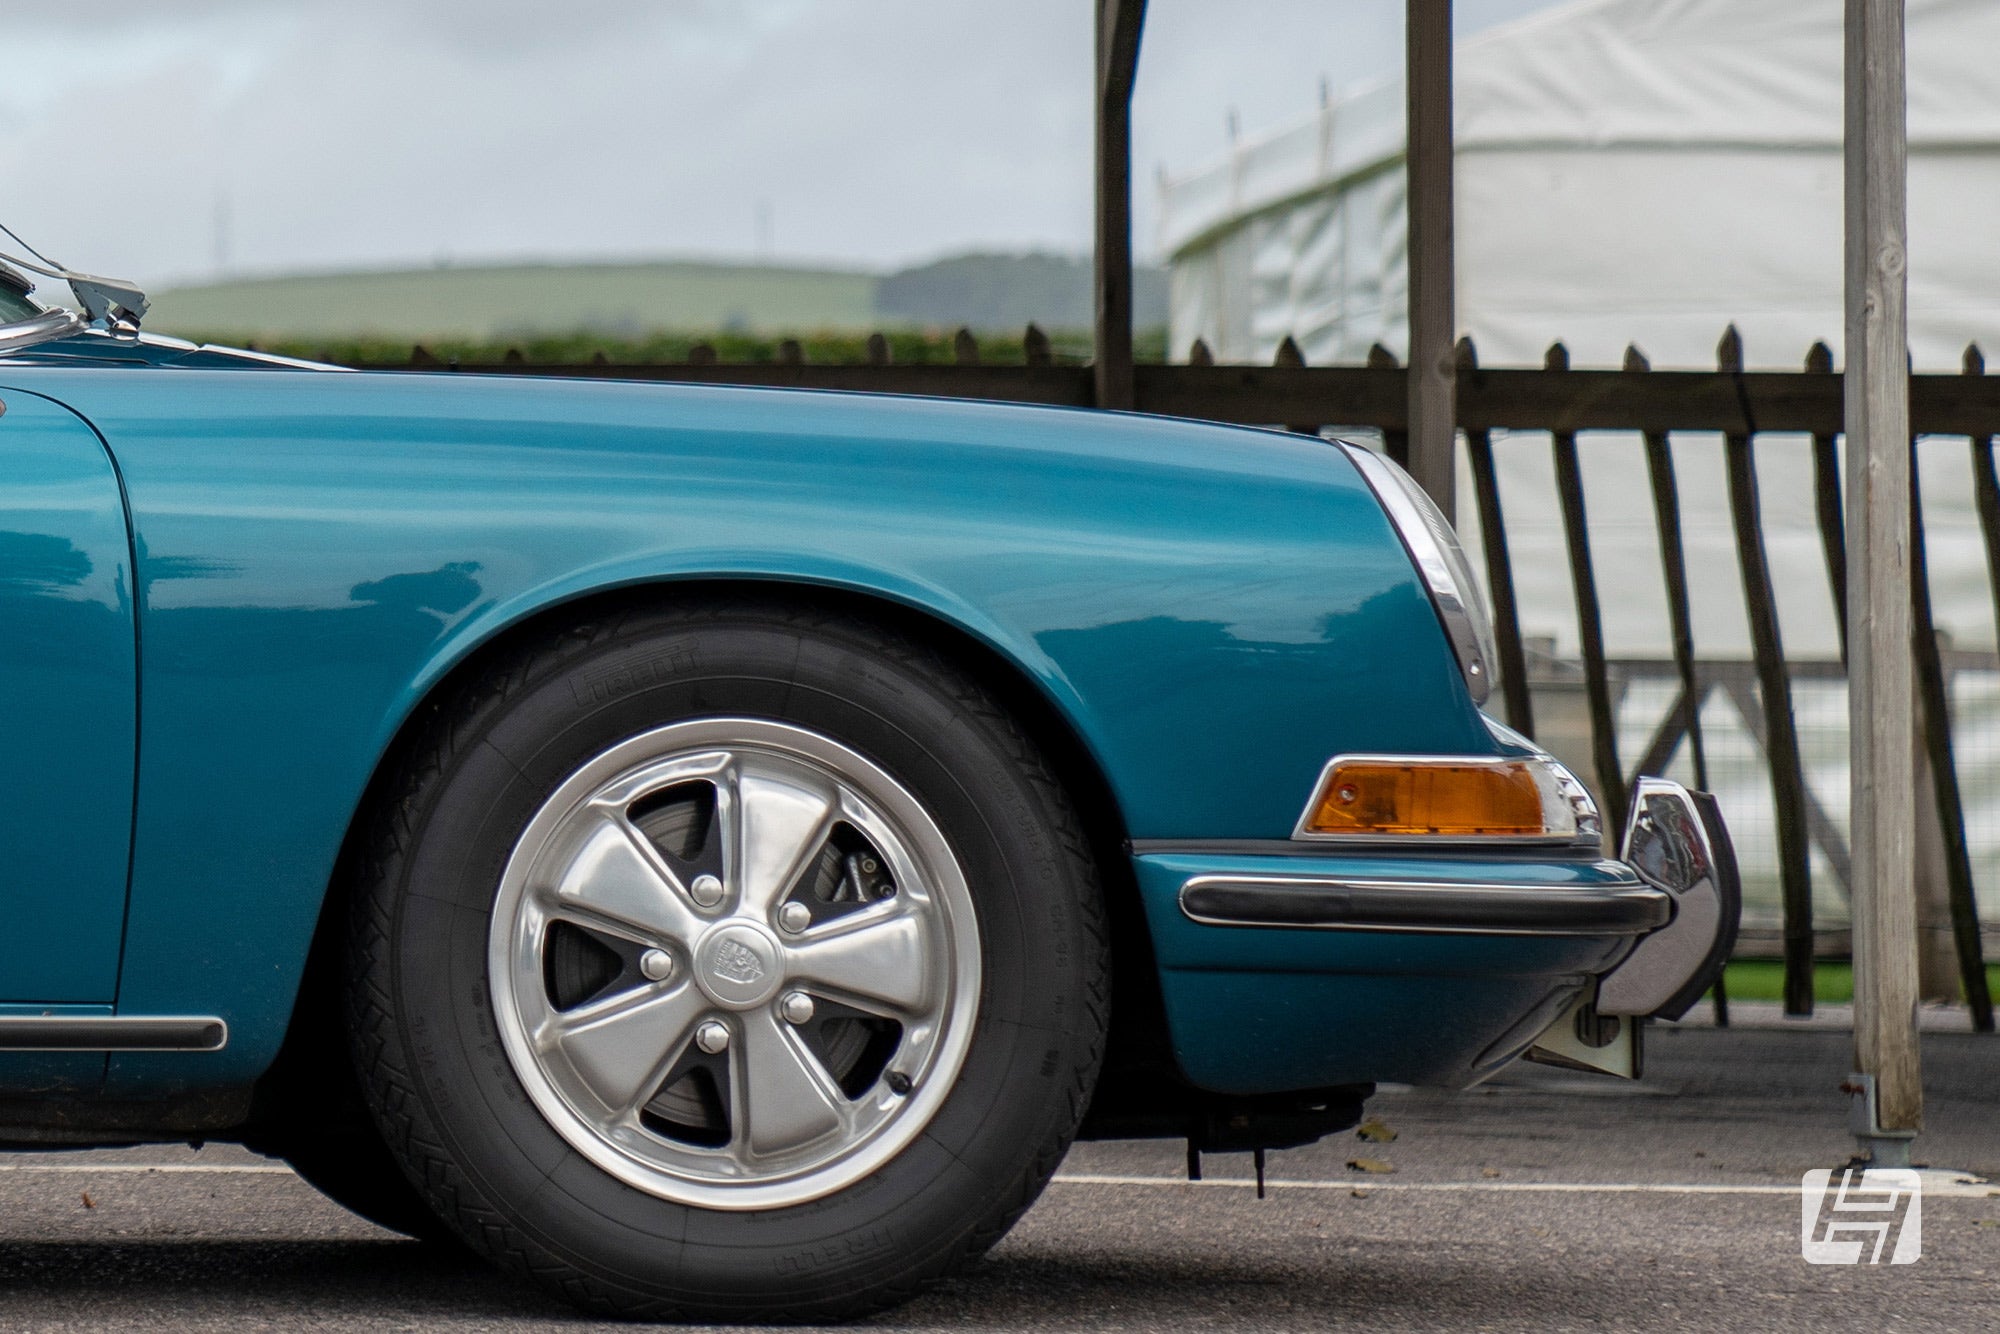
[3,1,1558,287]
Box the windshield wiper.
[0,220,148,328]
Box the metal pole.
[1094,0,1146,412]
[1406,0,1456,521]
[1845,0,1921,1164]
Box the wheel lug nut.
[689,874,724,908]
[779,992,815,1025]
[695,1021,730,1055]
[778,902,812,933]
[639,949,674,982]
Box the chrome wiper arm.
[0,220,148,328]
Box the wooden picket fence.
[345,325,2000,1028]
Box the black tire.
[346,599,1109,1322]
[282,1120,458,1245]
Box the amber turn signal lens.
[1301,759,1554,837]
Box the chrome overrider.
[1595,777,1740,1019]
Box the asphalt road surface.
[0,1021,1993,1331]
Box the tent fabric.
[1160,0,2000,371]
[1156,0,2000,662]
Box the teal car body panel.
[0,390,136,1005]
[0,343,1508,1099]
[1135,852,1642,1092]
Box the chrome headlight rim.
[1340,441,1497,705]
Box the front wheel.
[347,602,1108,1321]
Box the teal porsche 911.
[0,240,1735,1321]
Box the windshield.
[0,268,39,323]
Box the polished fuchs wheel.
[348,603,1108,1322]
[489,718,982,1211]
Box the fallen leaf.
[1347,1157,1396,1175]
[80,1193,94,1209]
[1350,1188,1370,1199]
[1481,1168,1503,1179]
[1976,1219,1998,1228]
[1356,1117,1399,1144]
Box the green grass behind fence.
[1716,960,2000,1005]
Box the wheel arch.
[255,576,1164,1137]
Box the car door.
[0,386,135,1003]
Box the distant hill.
[877,252,1168,332]
[147,260,878,341]
[146,251,1168,341]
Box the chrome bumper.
[1524,779,1739,1078]
[1594,777,1740,1020]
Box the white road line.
[1051,1172,2000,1199]
[0,1163,291,1175]
[0,1163,1987,1200]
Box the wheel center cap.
[693,922,784,1008]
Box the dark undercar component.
[1078,1067,1371,1155]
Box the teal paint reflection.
[0,391,136,1013]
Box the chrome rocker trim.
[0,1016,229,1052]
[1177,875,1671,936]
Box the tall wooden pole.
[1406,0,1456,521]
[1845,0,1921,1163]
[1094,0,1146,412]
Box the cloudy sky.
[3,0,1557,287]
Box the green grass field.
[176,327,1172,368]
[148,260,881,342]
[144,252,1172,343]
[1717,960,2000,1004]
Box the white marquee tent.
[1160,0,2000,373]
[1159,0,2000,665]
[1159,0,2000,923]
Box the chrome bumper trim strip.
[1177,875,1671,936]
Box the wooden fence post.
[1458,337,1533,738]
[1628,344,1709,794]
[1846,0,1922,1156]
[1275,336,1317,435]
[1093,0,1146,411]
[1025,324,1053,368]
[1405,0,1457,522]
[1806,342,1851,662]
[1544,342,1626,837]
[1718,325,1816,1016]
[1909,458,1994,1027]
[1369,343,1409,469]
